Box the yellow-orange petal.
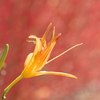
[51,27,55,40]
[28,35,42,55]
[34,33,62,72]
[24,53,33,68]
[25,71,78,79]
[41,23,52,45]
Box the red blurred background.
[0,0,100,100]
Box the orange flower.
[2,23,83,100]
[21,23,78,79]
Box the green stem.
[2,75,23,100]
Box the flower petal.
[34,34,61,71]
[23,35,42,74]
[24,53,33,68]
[51,27,55,40]
[28,35,42,55]
[25,71,78,79]
[38,71,78,79]
[41,23,52,46]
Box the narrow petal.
[38,71,78,79]
[52,27,55,39]
[41,33,61,63]
[41,23,52,46]
[26,71,78,79]
[24,53,33,68]
[34,34,61,71]
[23,36,43,74]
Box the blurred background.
[0,0,100,100]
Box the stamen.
[46,43,83,64]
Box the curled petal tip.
[28,35,36,38]
[26,40,36,44]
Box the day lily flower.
[2,23,83,100]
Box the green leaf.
[0,44,9,70]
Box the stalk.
[2,75,23,100]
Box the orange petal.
[24,53,34,68]
[28,35,42,55]
[51,27,55,40]
[26,71,78,79]
[41,23,52,45]
[34,33,61,72]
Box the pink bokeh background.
[0,0,100,100]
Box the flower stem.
[2,75,23,100]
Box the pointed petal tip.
[64,73,78,79]
[55,33,62,40]
[58,33,62,36]
[62,73,78,79]
[49,23,52,25]
[53,26,55,29]
[47,23,52,28]
[57,72,78,79]
[72,76,78,79]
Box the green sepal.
[0,44,9,70]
